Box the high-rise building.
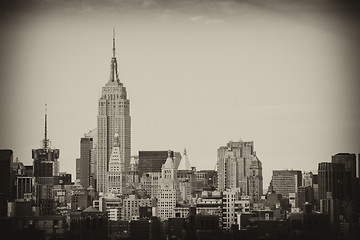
[0,149,13,217]
[31,108,59,215]
[86,129,97,189]
[32,107,60,181]
[331,153,356,179]
[217,140,263,201]
[318,162,346,201]
[97,31,131,193]
[158,151,179,220]
[271,170,302,198]
[76,136,93,189]
[332,153,356,202]
[107,133,126,195]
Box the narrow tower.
[32,105,60,215]
[97,29,131,193]
[158,150,179,220]
[32,105,60,179]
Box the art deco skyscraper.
[97,31,131,193]
[217,140,263,201]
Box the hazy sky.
[1,0,359,187]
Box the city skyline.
[1,1,360,187]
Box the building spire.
[109,28,120,83]
[113,27,116,59]
[43,104,49,149]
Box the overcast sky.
[1,0,359,187]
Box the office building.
[97,31,131,193]
[318,162,346,201]
[31,109,59,215]
[332,153,356,201]
[217,140,263,201]
[222,188,241,230]
[196,170,218,190]
[140,171,161,199]
[271,169,302,198]
[32,108,60,180]
[76,136,93,189]
[122,194,152,221]
[158,151,179,220]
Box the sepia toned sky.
[1,0,359,187]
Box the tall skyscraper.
[217,140,263,201]
[32,107,59,215]
[97,30,131,193]
[76,135,93,189]
[32,106,60,182]
[318,162,346,201]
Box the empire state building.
[97,31,131,193]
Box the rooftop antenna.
[113,27,116,58]
[43,103,49,149]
